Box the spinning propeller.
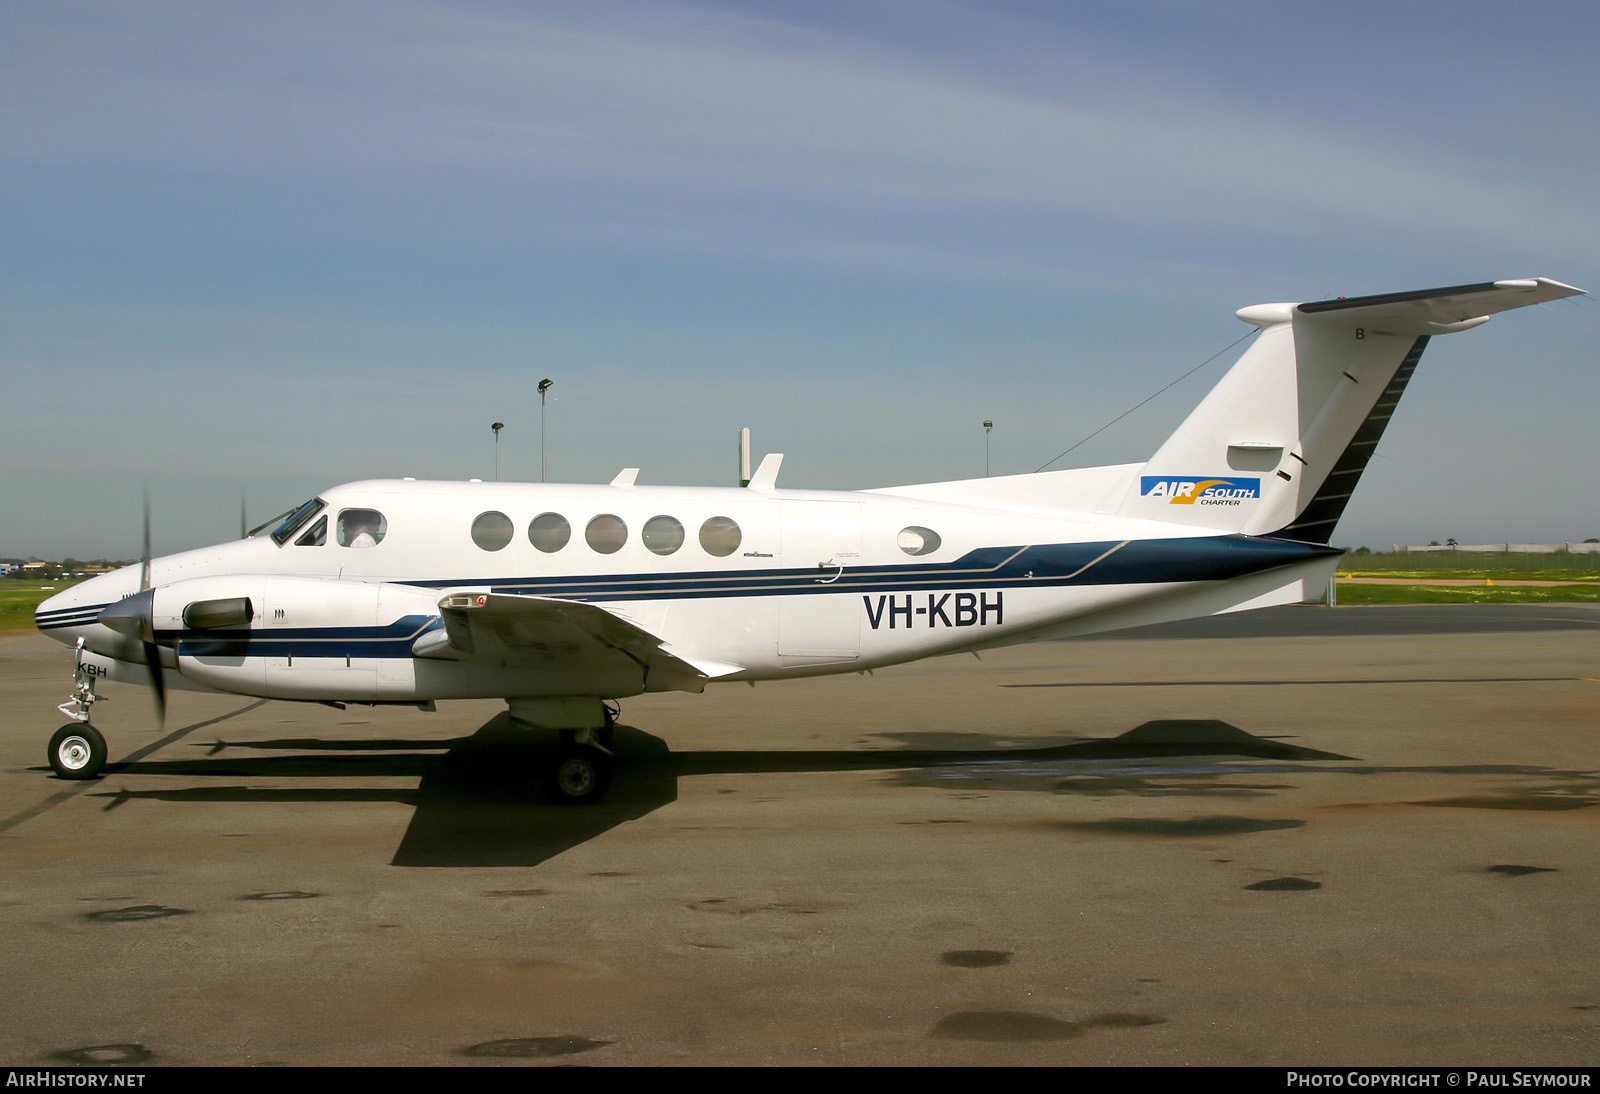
[96,490,167,726]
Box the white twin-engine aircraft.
[36,278,1583,801]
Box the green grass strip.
[1335,583,1600,605]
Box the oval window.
[698,515,742,557]
[528,512,571,553]
[471,511,514,551]
[642,515,685,556]
[897,526,941,556]
[585,514,628,554]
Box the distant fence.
[1393,543,1600,554]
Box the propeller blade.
[140,487,152,593]
[130,490,165,727]
[142,639,167,725]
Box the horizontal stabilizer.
[1293,277,1583,333]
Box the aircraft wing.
[416,592,740,693]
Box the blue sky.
[3,0,1596,558]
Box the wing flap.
[427,593,735,693]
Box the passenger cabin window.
[295,515,327,547]
[586,514,627,554]
[897,526,941,556]
[271,498,325,546]
[642,515,684,556]
[698,516,741,557]
[338,509,387,548]
[471,511,514,551]
[528,513,571,553]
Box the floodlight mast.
[983,420,993,477]
[491,422,505,481]
[537,379,554,483]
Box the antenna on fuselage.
[739,427,751,487]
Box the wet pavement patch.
[933,1011,1082,1041]
[932,1010,1164,1042]
[899,819,971,825]
[688,897,833,916]
[82,905,191,923]
[1050,774,1293,799]
[1245,877,1321,891]
[1055,816,1305,837]
[461,1036,610,1059]
[1487,864,1557,877]
[942,950,1011,968]
[49,1044,153,1065]
[237,891,320,901]
[1085,1013,1166,1029]
[1412,794,1595,812]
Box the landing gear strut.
[50,639,108,780]
[58,638,100,724]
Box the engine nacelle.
[137,574,442,700]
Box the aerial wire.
[1034,327,1260,473]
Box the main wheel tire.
[545,747,613,805]
[49,724,107,780]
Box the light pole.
[983,420,993,477]
[491,422,504,481]
[537,378,553,483]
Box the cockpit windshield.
[270,498,326,546]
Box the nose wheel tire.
[49,724,108,780]
[545,747,613,805]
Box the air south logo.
[1141,476,1261,506]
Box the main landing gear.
[545,742,613,804]
[50,639,108,780]
[515,698,620,805]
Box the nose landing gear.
[50,639,109,780]
[48,724,108,780]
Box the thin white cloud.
[4,0,1594,264]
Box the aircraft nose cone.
[34,571,137,647]
[35,585,103,640]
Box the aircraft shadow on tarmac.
[79,715,1363,868]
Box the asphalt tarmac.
[1,604,1596,1067]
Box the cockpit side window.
[271,498,326,546]
[338,509,387,548]
[295,515,328,547]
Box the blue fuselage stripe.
[48,535,1339,659]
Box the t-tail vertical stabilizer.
[1117,278,1583,542]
